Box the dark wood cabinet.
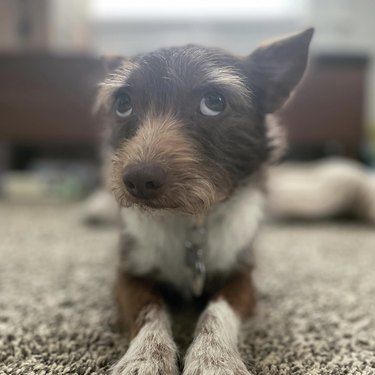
[0,53,104,144]
[279,55,368,159]
[0,53,105,171]
[0,52,369,171]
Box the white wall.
[0,0,48,50]
[48,0,90,52]
[88,20,304,56]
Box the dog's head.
[96,29,313,215]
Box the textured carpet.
[1,202,375,375]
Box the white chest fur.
[120,185,264,296]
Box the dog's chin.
[114,192,222,217]
[123,199,204,216]
[127,198,179,212]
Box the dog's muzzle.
[122,163,167,200]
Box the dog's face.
[97,29,313,215]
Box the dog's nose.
[122,164,167,200]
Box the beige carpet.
[1,202,375,375]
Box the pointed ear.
[246,28,314,114]
[101,55,126,73]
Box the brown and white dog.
[95,29,313,375]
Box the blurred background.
[1,0,375,203]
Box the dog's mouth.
[114,187,209,215]
[127,197,180,212]
[112,177,229,216]
[111,154,232,215]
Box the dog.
[95,28,313,375]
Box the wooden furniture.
[0,52,369,172]
[279,54,368,160]
[0,53,104,170]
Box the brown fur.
[111,113,231,215]
[214,269,256,320]
[116,272,163,338]
[97,29,314,374]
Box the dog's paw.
[183,335,251,375]
[110,334,178,375]
[111,357,177,375]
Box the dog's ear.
[246,28,314,114]
[101,55,126,73]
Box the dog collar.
[184,224,206,296]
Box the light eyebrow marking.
[198,66,253,106]
[95,61,139,113]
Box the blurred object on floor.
[82,188,119,226]
[268,158,375,224]
[1,159,98,203]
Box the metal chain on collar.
[184,223,207,296]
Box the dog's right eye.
[200,92,226,116]
[115,93,132,118]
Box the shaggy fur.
[95,28,314,375]
[111,113,230,215]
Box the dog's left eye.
[115,93,133,118]
[200,92,226,116]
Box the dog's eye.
[200,92,226,116]
[115,93,132,118]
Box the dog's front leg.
[183,270,255,375]
[111,272,179,375]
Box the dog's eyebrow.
[198,66,253,106]
[104,60,138,85]
[95,62,138,112]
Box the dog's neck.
[119,178,265,297]
[184,223,207,296]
